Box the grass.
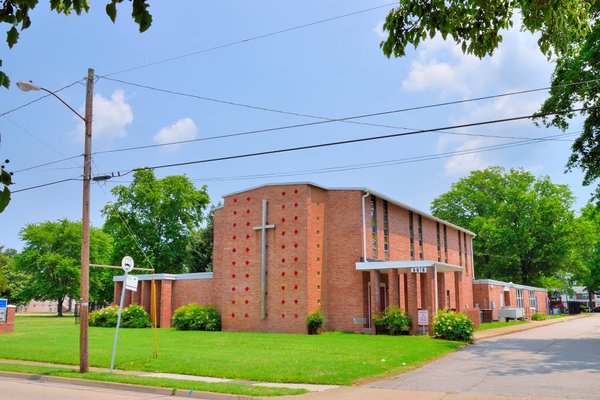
[0,315,463,386]
[475,320,528,331]
[0,362,303,397]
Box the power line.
[105,131,578,183]
[11,177,81,193]
[100,3,396,77]
[123,106,592,174]
[14,154,82,173]
[93,79,600,156]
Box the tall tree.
[102,169,210,273]
[431,166,577,286]
[381,1,599,201]
[572,203,600,307]
[0,0,152,88]
[14,219,113,315]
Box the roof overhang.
[355,260,463,273]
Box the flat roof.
[356,260,464,273]
[221,182,475,237]
[114,272,213,282]
[472,279,547,292]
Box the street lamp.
[17,68,95,373]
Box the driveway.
[367,314,600,399]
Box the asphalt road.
[367,314,600,399]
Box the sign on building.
[411,267,427,273]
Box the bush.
[433,310,473,342]
[89,304,152,328]
[89,305,118,327]
[373,306,411,335]
[171,304,221,331]
[531,312,546,321]
[306,311,325,334]
[121,304,152,328]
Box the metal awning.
[355,260,463,273]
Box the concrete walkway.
[0,314,590,400]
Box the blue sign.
[0,299,7,308]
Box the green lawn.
[476,320,528,331]
[0,315,463,386]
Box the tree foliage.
[189,205,217,273]
[0,0,152,88]
[381,0,592,60]
[536,13,600,201]
[102,169,210,274]
[0,159,13,213]
[431,166,578,286]
[572,203,600,305]
[13,219,113,315]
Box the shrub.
[373,306,411,335]
[433,310,473,342]
[121,304,152,328]
[171,304,221,331]
[531,312,547,321]
[89,304,152,328]
[89,305,118,327]
[306,311,325,334]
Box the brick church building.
[114,183,476,334]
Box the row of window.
[370,196,470,269]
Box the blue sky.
[0,1,590,251]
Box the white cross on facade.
[253,199,275,319]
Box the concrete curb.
[473,314,589,341]
[0,371,256,400]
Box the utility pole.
[80,68,94,373]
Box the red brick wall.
[0,306,15,334]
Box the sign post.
[418,309,429,336]
[110,256,135,372]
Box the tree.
[431,166,578,286]
[0,0,152,89]
[572,203,600,308]
[380,0,593,60]
[189,205,217,273]
[536,14,600,202]
[13,219,113,316]
[102,169,210,273]
[0,159,13,213]
[381,1,600,202]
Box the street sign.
[0,299,7,308]
[418,309,429,326]
[121,256,134,273]
[125,275,139,292]
[411,267,427,273]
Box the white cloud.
[75,90,133,144]
[373,21,387,40]
[153,118,199,152]
[443,138,490,176]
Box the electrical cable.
[100,3,396,77]
[11,177,81,193]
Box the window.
[516,289,524,309]
[370,196,377,259]
[443,225,448,263]
[417,214,424,259]
[529,290,536,308]
[408,211,415,260]
[383,201,389,260]
[458,231,462,266]
[436,222,441,262]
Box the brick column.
[159,280,173,328]
[370,270,381,332]
[388,269,399,308]
[406,273,418,334]
[437,272,446,310]
[0,305,16,334]
[454,271,463,311]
